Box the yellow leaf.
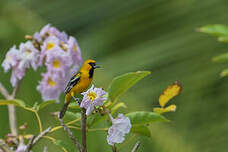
[159,81,182,107]
[153,105,177,114]
[164,104,176,112]
[153,107,164,114]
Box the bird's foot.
[72,96,81,105]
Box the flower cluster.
[2,42,40,87]
[2,24,82,102]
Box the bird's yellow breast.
[65,71,93,102]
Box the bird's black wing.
[64,72,81,94]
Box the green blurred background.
[1,0,228,151]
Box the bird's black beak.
[94,62,100,69]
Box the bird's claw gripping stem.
[73,96,81,105]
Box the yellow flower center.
[47,42,54,50]
[73,44,77,52]
[7,55,12,61]
[48,78,57,87]
[88,91,97,101]
[53,59,61,68]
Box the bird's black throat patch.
[89,68,94,78]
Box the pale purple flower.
[2,45,20,72]
[67,36,82,65]
[18,41,40,70]
[39,24,68,41]
[15,143,27,152]
[2,46,26,87]
[80,85,107,115]
[41,35,60,52]
[45,48,72,76]
[107,113,131,145]
[33,32,42,43]
[10,64,26,87]
[37,71,65,102]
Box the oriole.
[59,59,100,118]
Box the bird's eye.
[88,62,95,66]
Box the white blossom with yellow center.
[80,85,107,115]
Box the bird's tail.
[59,102,69,119]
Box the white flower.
[67,36,82,65]
[80,85,107,115]
[107,113,131,145]
[37,71,65,102]
[10,65,26,87]
[2,45,26,87]
[1,45,20,72]
[18,41,40,70]
[15,142,27,152]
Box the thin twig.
[34,111,43,133]
[81,108,87,152]
[0,83,10,99]
[25,127,52,152]
[112,145,117,152]
[33,127,52,145]
[58,117,82,152]
[11,79,22,98]
[25,135,35,152]
[0,139,13,152]
[51,117,81,133]
[131,141,141,152]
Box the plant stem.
[8,105,18,136]
[112,145,117,152]
[58,117,82,152]
[51,117,81,132]
[34,111,43,133]
[43,136,68,152]
[88,128,108,132]
[8,80,22,136]
[0,83,10,99]
[131,141,141,152]
[23,107,43,133]
[25,127,52,152]
[81,108,87,152]
[0,81,21,137]
[0,139,13,152]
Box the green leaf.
[218,36,228,43]
[108,71,151,102]
[0,99,26,108]
[68,102,81,109]
[131,125,151,137]
[212,53,228,62]
[63,111,81,122]
[54,140,70,152]
[199,24,228,36]
[220,69,228,77]
[87,113,107,128]
[38,100,56,110]
[126,111,169,126]
[111,102,127,114]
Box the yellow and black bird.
[59,59,100,119]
